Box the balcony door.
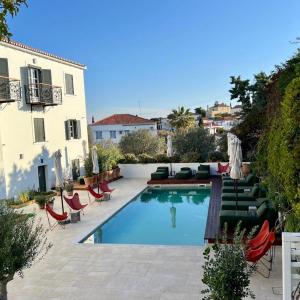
[38,165,47,192]
[28,68,41,102]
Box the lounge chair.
[87,185,104,203]
[221,197,268,211]
[45,204,68,229]
[223,174,258,187]
[195,164,210,179]
[219,201,277,228]
[99,180,115,193]
[245,231,275,278]
[221,184,263,202]
[175,167,192,179]
[64,192,88,214]
[151,167,169,180]
[246,220,270,250]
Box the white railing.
[282,232,300,300]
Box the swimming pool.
[81,186,211,246]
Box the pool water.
[81,187,211,246]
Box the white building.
[90,114,157,144]
[0,40,88,199]
[153,117,173,132]
[203,118,239,135]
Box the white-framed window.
[96,130,102,140]
[110,131,116,139]
[65,73,74,95]
[125,130,130,135]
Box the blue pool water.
[81,187,211,246]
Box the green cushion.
[175,170,192,179]
[257,201,268,217]
[151,171,168,180]
[222,193,255,201]
[180,167,191,171]
[222,186,252,193]
[195,171,209,179]
[221,198,268,211]
[198,164,210,172]
[156,167,169,174]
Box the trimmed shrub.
[208,151,225,162]
[122,153,139,163]
[156,154,171,163]
[137,153,157,164]
[181,152,200,163]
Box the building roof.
[1,39,85,68]
[91,114,156,126]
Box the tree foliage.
[0,203,51,300]
[0,0,28,40]
[167,106,195,131]
[173,127,214,162]
[202,223,255,300]
[119,129,165,156]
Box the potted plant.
[47,196,55,209]
[201,223,255,300]
[65,182,74,196]
[84,154,94,186]
[35,195,47,209]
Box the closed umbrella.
[229,137,243,210]
[167,135,173,176]
[91,146,100,192]
[54,150,65,213]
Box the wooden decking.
[204,176,222,243]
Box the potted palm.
[65,182,74,196]
[84,154,94,186]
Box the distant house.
[203,117,239,135]
[230,105,242,116]
[207,102,231,118]
[90,114,157,144]
[151,117,174,132]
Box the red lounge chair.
[87,185,104,203]
[64,193,88,215]
[45,204,68,230]
[245,231,275,278]
[217,162,229,176]
[246,220,270,250]
[99,181,115,193]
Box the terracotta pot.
[93,175,98,185]
[84,176,94,187]
[116,167,121,178]
[112,168,117,179]
[107,170,114,181]
[38,203,45,210]
[98,172,104,183]
[242,163,250,176]
[47,202,54,209]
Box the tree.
[0,203,51,300]
[194,107,206,126]
[167,106,195,131]
[173,127,214,162]
[119,129,165,156]
[0,0,28,40]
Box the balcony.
[0,76,21,103]
[24,83,62,106]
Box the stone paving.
[8,179,282,300]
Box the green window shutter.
[0,58,9,100]
[34,118,45,142]
[65,120,70,140]
[0,58,9,77]
[76,120,81,139]
[65,74,74,95]
[41,69,52,85]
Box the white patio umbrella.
[167,135,173,176]
[54,150,65,213]
[91,146,100,192]
[229,136,243,210]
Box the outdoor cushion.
[222,185,259,201]
[222,186,253,193]
[151,171,168,180]
[195,171,209,179]
[198,164,210,172]
[175,170,192,179]
[219,201,277,228]
[223,174,257,187]
[157,167,169,174]
[221,198,268,211]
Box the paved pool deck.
[8,179,282,300]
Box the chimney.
[91,116,95,123]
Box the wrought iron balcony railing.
[24,83,62,106]
[0,76,21,103]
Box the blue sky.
[8,0,300,121]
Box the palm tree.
[167,106,195,131]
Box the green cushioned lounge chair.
[151,167,169,180]
[221,198,268,211]
[222,184,260,202]
[175,167,192,179]
[195,164,210,179]
[223,174,258,187]
[219,201,277,228]
[222,186,252,193]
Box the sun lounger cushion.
[175,168,192,179]
[151,167,169,180]
[195,164,210,179]
[221,198,268,211]
[222,174,257,186]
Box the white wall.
[90,123,157,144]
[0,42,88,198]
[119,163,221,178]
